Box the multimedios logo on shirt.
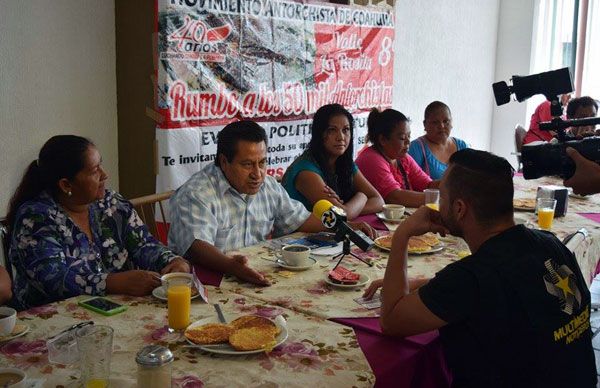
[543,259,582,315]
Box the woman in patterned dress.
[6,135,190,309]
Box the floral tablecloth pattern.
[0,290,374,387]
[511,175,600,285]
[221,233,470,320]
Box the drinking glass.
[76,325,113,388]
[424,189,440,211]
[537,198,557,230]
[167,278,192,331]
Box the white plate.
[374,235,392,251]
[373,236,445,255]
[275,256,317,271]
[569,192,588,200]
[408,243,445,255]
[152,286,200,301]
[0,323,29,342]
[324,273,370,289]
[376,212,403,223]
[185,316,288,355]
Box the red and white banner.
[155,0,395,195]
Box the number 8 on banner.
[378,36,392,67]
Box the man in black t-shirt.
[378,149,597,387]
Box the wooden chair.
[0,217,15,280]
[514,124,527,172]
[129,191,174,244]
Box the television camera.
[493,67,600,179]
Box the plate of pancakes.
[184,315,288,355]
[513,198,536,212]
[374,233,444,255]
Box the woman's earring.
[67,191,72,197]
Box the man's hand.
[564,147,600,195]
[363,278,383,299]
[363,278,430,299]
[230,255,271,286]
[347,221,377,240]
[161,256,191,275]
[397,206,449,238]
[106,270,162,296]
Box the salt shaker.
[136,345,174,388]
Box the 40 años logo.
[163,15,232,62]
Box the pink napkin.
[354,214,388,231]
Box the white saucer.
[275,257,317,271]
[0,323,30,342]
[152,286,200,301]
[376,212,403,223]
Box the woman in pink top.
[356,108,437,208]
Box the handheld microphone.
[312,200,374,251]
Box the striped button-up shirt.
[168,163,310,255]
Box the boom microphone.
[312,200,374,251]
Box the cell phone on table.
[305,232,338,246]
[78,297,127,316]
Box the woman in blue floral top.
[6,135,190,309]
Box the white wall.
[393,0,500,151]
[0,0,118,214]
[490,0,536,167]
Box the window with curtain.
[527,0,598,120]
[527,0,577,119]
[580,0,599,97]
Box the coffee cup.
[281,245,311,267]
[0,307,16,336]
[383,204,405,220]
[0,368,26,387]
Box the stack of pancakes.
[407,233,440,253]
[184,315,280,351]
[513,198,536,210]
[377,232,440,253]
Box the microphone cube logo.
[321,210,337,229]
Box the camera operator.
[566,96,598,139]
[523,94,571,145]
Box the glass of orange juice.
[166,278,192,331]
[537,198,557,230]
[424,189,440,211]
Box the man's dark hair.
[566,96,598,119]
[215,120,268,166]
[446,149,515,225]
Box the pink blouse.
[355,146,432,199]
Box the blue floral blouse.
[9,190,176,309]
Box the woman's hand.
[161,256,191,274]
[106,270,162,296]
[323,185,344,204]
[347,220,377,240]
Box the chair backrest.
[129,191,174,244]
[0,217,15,280]
[514,124,527,172]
